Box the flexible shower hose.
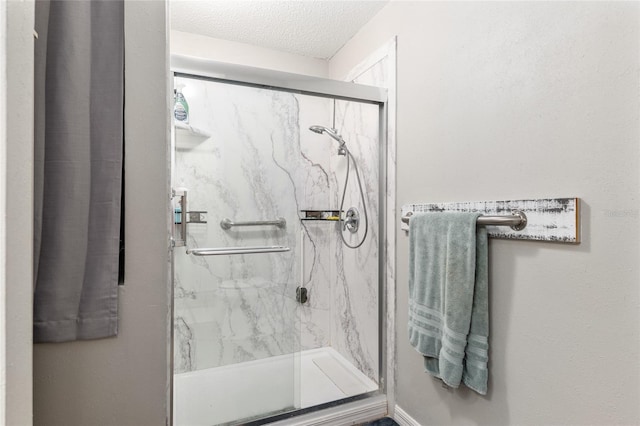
[338,148,368,249]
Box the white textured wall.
[33,2,170,425]
[330,2,640,425]
[1,1,34,424]
[171,30,328,78]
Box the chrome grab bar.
[220,217,287,230]
[186,246,290,256]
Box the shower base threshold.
[173,347,378,426]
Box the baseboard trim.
[268,395,387,426]
[394,405,421,426]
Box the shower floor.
[299,347,378,408]
[173,347,378,426]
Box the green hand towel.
[408,212,489,395]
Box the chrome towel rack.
[220,217,286,230]
[187,246,290,256]
[400,198,580,243]
[402,210,528,231]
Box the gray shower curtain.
[33,0,124,343]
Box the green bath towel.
[408,212,489,395]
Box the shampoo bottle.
[174,84,189,124]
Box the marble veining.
[341,40,397,392]
[172,71,384,390]
[328,98,380,382]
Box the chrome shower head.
[309,125,347,155]
[309,125,327,135]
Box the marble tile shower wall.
[329,99,380,383]
[332,56,391,384]
[173,77,379,381]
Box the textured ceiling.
[170,1,388,59]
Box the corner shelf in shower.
[174,122,211,149]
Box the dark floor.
[362,417,400,426]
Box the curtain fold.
[33,0,124,343]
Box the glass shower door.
[171,75,303,425]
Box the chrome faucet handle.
[343,207,360,234]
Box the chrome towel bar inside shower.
[401,210,528,231]
[186,246,290,256]
[220,217,287,230]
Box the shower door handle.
[172,188,188,247]
[186,246,290,256]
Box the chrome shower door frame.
[170,54,390,425]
